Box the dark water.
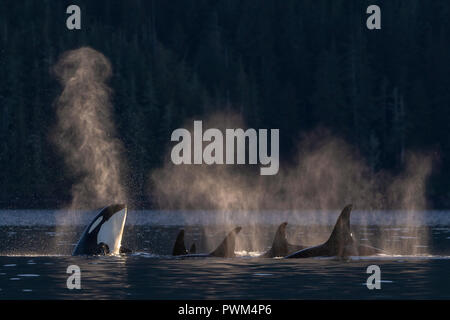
[0,210,449,299]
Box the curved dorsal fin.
[325,204,354,250]
[271,222,289,251]
[172,229,188,256]
[189,243,196,254]
[210,227,242,258]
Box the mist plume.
[52,47,128,210]
[150,111,434,254]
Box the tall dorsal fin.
[271,222,289,250]
[210,227,242,258]
[325,204,354,250]
[172,229,188,256]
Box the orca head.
[73,204,127,256]
[93,204,127,255]
[325,204,355,255]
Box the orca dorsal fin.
[210,227,242,258]
[172,229,188,256]
[271,222,289,250]
[189,243,196,254]
[325,204,354,250]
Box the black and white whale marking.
[72,204,128,256]
[260,222,306,258]
[172,227,241,258]
[285,204,384,258]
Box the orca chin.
[260,222,306,258]
[285,204,385,259]
[72,204,128,256]
[172,227,241,258]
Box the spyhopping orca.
[285,205,384,258]
[260,222,306,258]
[72,204,130,256]
[172,227,241,258]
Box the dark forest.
[0,0,449,209]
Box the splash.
[51,47,128,210]
[150,111,434,255]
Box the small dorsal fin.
[189,243,196,254]
[210,227,242,258]
[172,229,188,256]
[325,204,354,251]
[261,222,289,257]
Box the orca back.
[209,227,242,258]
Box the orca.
[172,229,196,255]
[72,204,129,256]
[285,204,384,258]
[260,222,306,258]
[172,227,241,258]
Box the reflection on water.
[0,210,449,299]
[0,255,449,299]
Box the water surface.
[0,210,449,299]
